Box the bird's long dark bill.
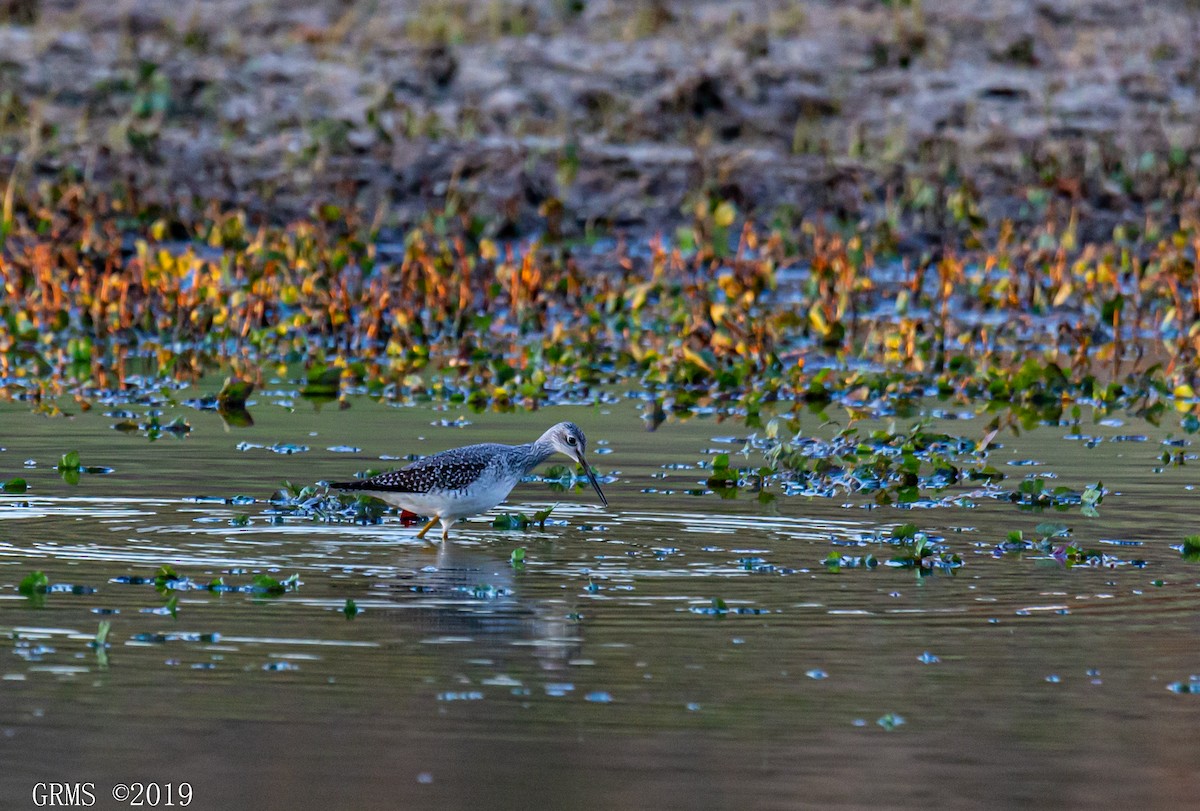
[579,457,608,506]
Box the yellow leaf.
[629,283,650,311]
[1175,383,1195,413]
[808,304,828,336]
[682,347,713,373]
[713,201,736,229]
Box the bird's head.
[541,421,607,506]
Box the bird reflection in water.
[371,539,583,673]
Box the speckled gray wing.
[330,443,509,494]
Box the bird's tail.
[328,480,369,491]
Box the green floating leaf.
[253,575,283,594]
[18,570,49,596]
[302,365,341,399]
[343,598,359,619]
[93,620,111,668]
[253,573,300,595]
[92,620,111,648]
[510,547,526,566]
[1,478,27,494]
[492,513,531,531]
[1080,483,1104,516]
[218,377,255,409]
[165,595,179,619]
[1182,536,1200,561]
[707,453,737,489]
[58,450,81,471]
[153,565,179,593]
[533,505,556,527]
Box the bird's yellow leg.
[415,516,439,539]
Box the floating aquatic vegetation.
[994,522,1072,557]
[492,505,556,531]
[14,570,95,606]
[4,178,1200,438]
[118,565,299,597]
[1,477,27,493]
[823,552,879,572]
[217,377,254,410]
[993,520,1080,556]
[689,597,768,616]
[268,482,387,524]
[301,366,342,400]
[1177,535,1200,561]
[253,573,301,596]
[18,570,49,599]
[1004,480,1104,515]
[885,524,963,573]
[54,450,113,484]
[112,415,191,440]
[992,523,1137,567]
[57,450,82,485]
[91,620,111,668]
[726,418,1008,507]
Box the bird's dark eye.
[566,436,577,446]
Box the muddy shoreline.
[1,1,1198,242]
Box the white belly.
[368,471,521,520]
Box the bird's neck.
[520,439,557,474]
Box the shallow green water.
[3,386,1200,809]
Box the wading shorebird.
[328,422,607,541]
